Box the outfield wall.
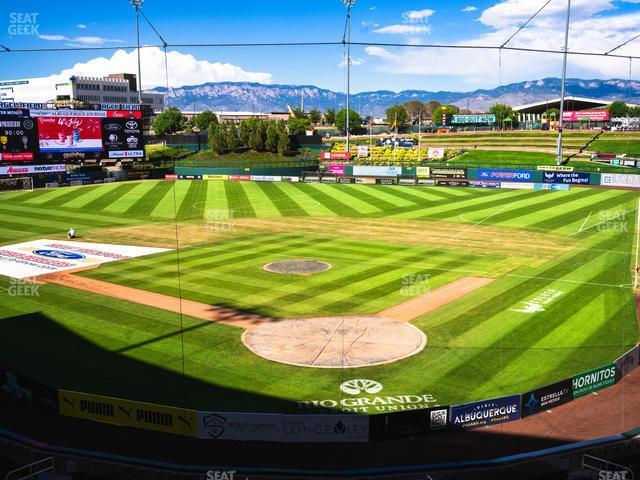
[1,345,638,443]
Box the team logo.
[108,134,118,142]
[339,379,382,395]
[202,413,226,438]
[511,301,546,313]
[32,249,85,260]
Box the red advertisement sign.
[107,110,143,119]
[321,152,351,160]
[0,152,33,161]
[34,110,105,153]
[562,110,610,122]
[228,175,251,181]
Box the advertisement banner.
[451,114,496,124]
[0,239,169,279]
[534,183,570,191]
[357,146,369,158]
[572,363,616,399]
[304,176,320,183]
[102,117,144,159]
[537,165,575,172]
[427,147,445,160]
[281,415,369,443]
[34,110,105,153]
[321,176,337,183]
[369,407,449,440]
[501,182,534,190]
[106,109,143,119]
[58,390,197,437]
[281,176,300,183]
[203,175,229,180]
[615,346,640,381]
[228,175,250,181]
[165,174,178,180]
[376,178,396,185]
[429,167,466,179]
[0,364,58,410]
[417,178,436,186]
[321,152,350,160]
[601,173,640,188]
[521,379,572,418]
[542,171,591,184]
[353,165,402,177]
[470,180,501,188]
[562,110,610,122]
[451,395,521,429]
[338,177,356,184]
[437,180,469,187]
[0,109,38,161]
[0,164,66,176]
[355,177,376,184]
[197,412,282,441]
[398,178,417,185]
[416,166,430,178]
[328,164,345,176]
[250,175,282,182]
[478,169,533,182]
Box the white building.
[0,73,164,112]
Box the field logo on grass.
[510,289,563,314]
[4,278,40,297]
[400,273,431,297]
[596,209,629,233]
[299,379,437,413]
[205,209,235,232]
[340,379,383,395]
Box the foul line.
[576,211,592,234]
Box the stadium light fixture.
[131,0,144,105]
[342,0,356,152]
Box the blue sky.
[1,0,639,92]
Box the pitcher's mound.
[263,260,331,275]
[242,316,426,368]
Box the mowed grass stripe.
[125,181,175,216]
[253,182,308,217]
[373,185,436,205]
[288,183,362,217]
[239,182,282,218]
[385,189,509,219]
[149,180,190,219]
[204,180,229,213]
[272,182,335,217]
[336,185,399,211]
[82,182,143,211]
[176,180,208,220]
[224,181,256,218]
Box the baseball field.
[0,179,638,413]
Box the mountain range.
[152,78,640,116]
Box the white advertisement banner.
[500,182,535,190]
[357,146,369,158]
[0,164,66,176]
[428,147,445,160]
[197,412,282,442]
[281,415,369,443]
[0,240,170,279]
[352,166,402,177]
[601,173,640,188]
[250,175,282,182]
[108,150,144,158]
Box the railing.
[4,457,54,480]
[581,454,634,480]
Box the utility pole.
[556,0,572,165]
[131,0,144,106]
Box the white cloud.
[77,24,87,29]
[373,24,431,35]
[403,9,435,21]
[39,34,124,45]
[44,47,272,90]
[338,57,364,67]
[462,6,478,12]
[364,0,640,88]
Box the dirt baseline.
[42,273,492,367]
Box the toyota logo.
[125,121,138,129]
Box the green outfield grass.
[0,180,637,412]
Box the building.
[0,73,164,113]
[514,96,613,128]
[182,111,290,123]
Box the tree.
[385,104,410,131]
[489,104,515,128]
[238,120,252,147]
[608,101,629,117]
[277,125,290,156]
[433,105,460,126]
[290,108,307,119]
[248,120,265,151]
[424,100,441,117]
[288,117,311,135]
[324,108,336,125]
[335,108,362,134]
[265,122,279,152]
[308,108,322,125]
[629,105,640,117]
[193,110,218,131]
[208,123,228,155]
[152,107,185,136]
[225,123,241,153]
[402,101,424,123]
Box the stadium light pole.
[131,0,144,106]
[556,0,572,165]
[343,0,356,153]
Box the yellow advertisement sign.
[537,165,574,172]
[416,167,430,178]
[203,174,229,180]
[58,390,197,437]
